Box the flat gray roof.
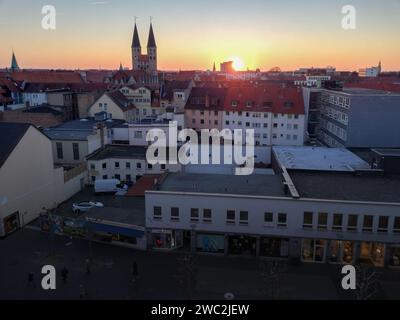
[84,204,145,227]
[273,146,370,172]
[158,173,287,197]
[341,88,400,96]
[43,129,93,141]
[291,172,400,203]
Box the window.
[115,162,120,169]
[318,212,328,230]
[363,215,374,232]
[273,123,278,128]
[347,215,358,231]
[90,163,95,170]
[393,217,400,233]
[125,162,131,169]
[102,162,107,169]
[115,174,121,180]
[190,208,199,222]
[264,212,273,226]
[153,206,162,220]
[148,164,153,170]
[72,143,79,160]
[137,163,142,169]
[278,213,287,227]
[231,100,238,107]
[303,212,313,229]
[203,209,212,223]
[134,131,143,139]
[226,210,235,224]
[161,164,166,170]
[239,211,249,226]
[102,175,108,179]
[171,207,180,222]
[56,142,63,159]
[126,174,131,182]
[333,214,343,231]
[378,216,389,233]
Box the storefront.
[259,237,289,258]
[301,239,326,263]
[359,242,385,267]
[328,240,354,264]
[389,245,400,267]
[3,212,20,235]
[151,229,183,250]
[88,221,146,250]
[196,233,225,254]
[228,235,257,256]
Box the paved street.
[1,228,400,300]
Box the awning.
[88,222,145,238]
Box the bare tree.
[175,254,199,299]
[354,265,382,300]
[259,260,287,300]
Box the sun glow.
[231,57,245,71]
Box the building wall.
[23,92,47,107]
[52,140,89,165]
[88,94,124,120]
[185,109,223,131]
[145,191,400,244]
[77,92,97,119]
[0,126,64,236]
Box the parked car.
[72,201,104,214]
[94,179,121,194]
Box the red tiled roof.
[185,87,228,110]
[10,71,84,84]
[223,85,305,115]
[126,174,166,197]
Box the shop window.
[226,210,235,225]
[303,212,313,229]
[239,211,249,226]
[393,217,400,233]
[264,212,273,227]
[389,247,400,267]
[153,206,162,220]
[277,213,287,228]
[332,213,343,231]
[329,241,354,264]
[318,212,328,230]
[203,209,212,223]
[171,207,180,222]
[362,215,374,232]
[302,239,326,263]
[347,215,358,231]
[260,237,289,258]
[378,216,389,233]
[190,208,199,223]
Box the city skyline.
[1,0,400,71]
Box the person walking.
[61,266,69,284]
[27,272,36,288]
[85,259,91,275]
[132,261,138,282]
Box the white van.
[94,179,121,194]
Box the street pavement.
[1,228,400,300]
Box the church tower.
[147,23,157,72]
[131,23,141,70]
[10,51,20,72]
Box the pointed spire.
[11,50,20,72]
[119,62,123,71]
[132,22,141,48]
[147,23,157,48]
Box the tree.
[175,254,199,299]
[354,265,382,300]
[259,260,287,300]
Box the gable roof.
[106,91,136,111]
[0,122,31,168]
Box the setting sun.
[231,57,245,71]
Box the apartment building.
[318,88,400,148]
[86,145,180,184]
[145,171,400,267]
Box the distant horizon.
[1,0,399,71]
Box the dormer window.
[263,101,273,108]
[246,100,254,107]
[231,100,238,107]
[284,101,294,108]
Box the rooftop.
[0,122,31,167]
[157,172,287,197]
[291,172,400,203]
[337,88,400,96]
[83,204,145,227]
[87,145,147,161]
[273,146,371,172]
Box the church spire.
[147,22,157,48]
[11,51,20,72]
[213,62,216,72]
[132,22,141,48]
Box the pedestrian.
[79,284,86,299]
[85,258,91,275]
[61,266,69,284]
[27,272,36,288]
[132,261,138,282]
